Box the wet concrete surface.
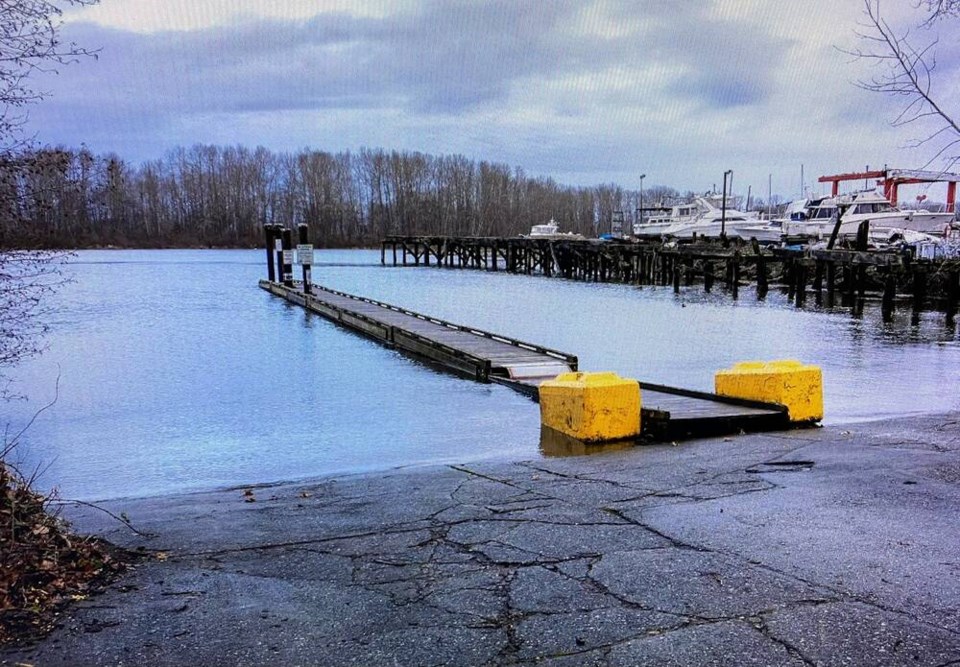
[4,413,960,666]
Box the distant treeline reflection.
[1,145,691,248]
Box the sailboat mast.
[767,173,772,219]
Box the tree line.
[0,144,690,248]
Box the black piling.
[786,258,796,302]
[843,264,855,307]
[947,271,959,325]
[752,240,768,299]
[795,261,807,308]
[264,224,277,282]
[813,260,824,305]
[882,272,896,322]
[731,255,740,300]
[275,227,285,283]
[826,261,836,307]
[912,268,927,325]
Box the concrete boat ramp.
[5,413,960,665]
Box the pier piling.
[913,269,927,325]
[882,272,897,322]
[378,235,956,322]
[947,271,959,325]
[264,224,277,282]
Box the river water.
[5,249,959,501]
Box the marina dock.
[260,280,792,441]
[381,235,960,323]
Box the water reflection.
[5,249,960,501]
[538,426,637,458]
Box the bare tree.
[846,0,960,169]
[1,1,97,390]
[1,1,99,151]
[0,249,68,397]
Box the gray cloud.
[639,4,788,109]
[31,0,921,194]
[37,0,787,121]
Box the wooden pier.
[260,279,792,441]
[260,280,577,384]
[381,235,960,324]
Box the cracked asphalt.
[4,412,960,666]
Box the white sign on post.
[282,250,295,265]
[296,244,314,265]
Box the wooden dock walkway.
[260,280,577,384]
[260,280,791,440]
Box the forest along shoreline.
[1,145,740,249]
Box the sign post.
[611,210,624,238]
[297,223,313,295]
[281,228,294,287]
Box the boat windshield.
[852,203,893,215]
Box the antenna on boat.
[721,169,733,236]
[767,173,772,219]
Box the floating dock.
[260,280,576,385]
[260,280,792,441]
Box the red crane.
[818,168,958,212]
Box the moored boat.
[528,219,560,237]
[634,193,780,242]
[837,189,956,236]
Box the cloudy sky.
[27,0,960,199]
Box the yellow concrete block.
[539,372,641,442]
[715,359,823,423]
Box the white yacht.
[633,193,783,243]
[634,193,780,242]
[838,190,956,236]
[633,201,702,238]
[528,219,560,237]
[779,197,840,238]
[727,218,785,244]
[780,190,958,243]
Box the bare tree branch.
[842,0,960,168]
[0,1,99,153]
[0,249,71,397]
[916,0,960,25]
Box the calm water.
[5,249,959,501]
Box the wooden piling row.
[380,235,960,323]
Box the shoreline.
[5,412,960,665]
[8,244,382,252]
[44,408,942,506]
